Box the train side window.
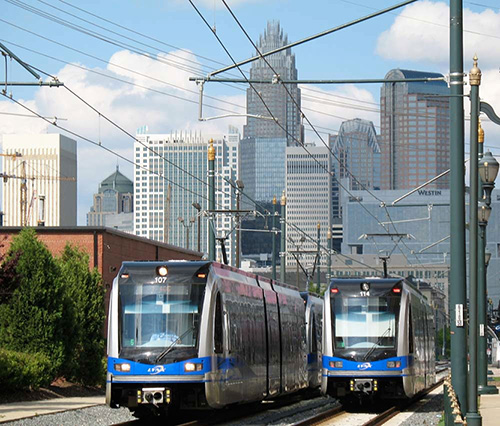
[408,305,414,353]
[214,293,223,354]
[311,314,317,353]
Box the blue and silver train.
[106,261,321,418]
[321,277,435,402]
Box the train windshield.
[118,279,205,363]
[332,296,399,361]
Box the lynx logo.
[148,365,165,375]
[358,363,372,370]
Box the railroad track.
[114,368,450,426]
[294,377,445,426]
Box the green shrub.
[0,348,52,390]
[0,229,72,375]
[58,244,106,386]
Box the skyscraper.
[2,134,77,226]
[286,145,333,272]
[330,118,381,218]
[380,69,450,190]
[241,20,303,203]
[87,166,133,232]
[133,129,240,264]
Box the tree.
[0,237,21,305]
[0,229,71,375]
[58,244,105,385]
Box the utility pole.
[280,191,286,283]
[208,139,216,261]
[449,0,467,413]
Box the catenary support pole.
[272,195,277,280]
[316,223,321,293]
[208,139,216,261]
[280,192,286,283]
[449,0,467,414]
[327,229,332,287]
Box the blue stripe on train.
[108,356,212,376]
[322,355,412,372]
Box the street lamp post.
[478,148,499,395]
[466,56,481,426]
[192,202,201,253]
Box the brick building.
[0,227,202,318]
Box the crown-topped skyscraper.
[241,20,303,204]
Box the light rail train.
[321,277,435,402]
[106,260,321,419]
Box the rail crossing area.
[1,369,500,425]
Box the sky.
[1,0,500,225]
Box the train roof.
[120,260,212,277]
[329,277,430,305]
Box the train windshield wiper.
[363,326,392,361]
[155,327,195,364]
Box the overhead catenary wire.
[0,91,221,206]
[3,0,249,93]
[0,20,246,111]
[188,1,409,272]
[1,1,464,266]
[215,0,413,265]
[0,38,243,117]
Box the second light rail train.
[321,277,435,402]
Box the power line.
[189,1,411,268]
[0,38,242,117]
[0,91,217,205]
[217,0,414,266]
[0,21,246,111]
[338,0,500,40]
[4,0,209,76]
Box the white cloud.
[0,49,245,224]
[376,1,500,68]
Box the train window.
[311,314,318,353]
[332,296,399,352]
[214,293,223,354]
[409,306,414,353]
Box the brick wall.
[0,227,202,334]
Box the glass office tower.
[380,69,450,190]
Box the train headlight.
[114,363,131,372]
[329,361,343,368]
[361,282,370,292]
[184,362,203,372]
[386,361,401,368]
[157,266,168,277]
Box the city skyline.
[1,1,499,224]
